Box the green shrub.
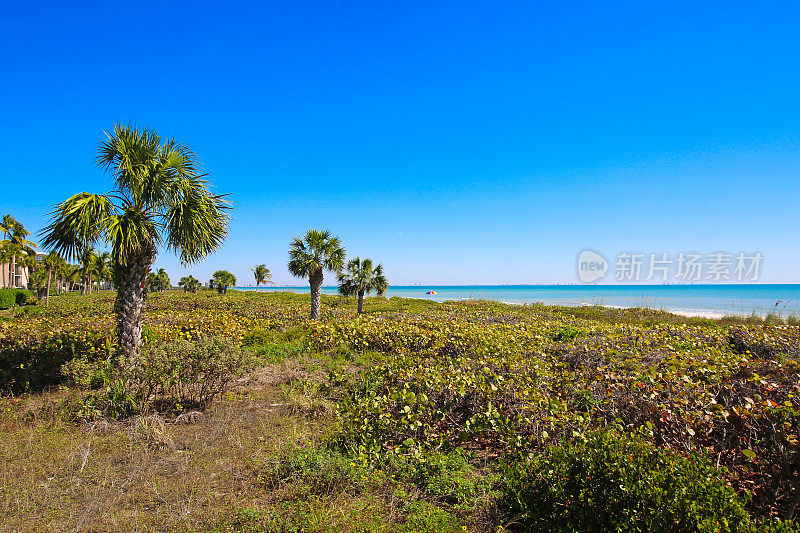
[0,328,111,392]
[241,328,273,347]
[15,289,33,306]
[399,500,461,532]
[0,289,33,309]
[379,449,499,509]
[59,335,254,421]
[0,289,14,309]
[548,325,586,342]
[500,431,751,532]
[130,335,254,411]
[765,313,785,325]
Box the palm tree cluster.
[42,123,230,357]
[38,123,389,356]
[145,268,171,293]
[288,229,388,318]
[212,270,236,293]
[0,215,38,288]
[76,247,113,294]
[178,275,201,293]
[1,214,119,303]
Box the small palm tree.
[337,257,388,314]
[212,270,236,294]
[251,264,272,290]
[41,124,230,357]
[288,229,346,319]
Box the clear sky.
[2,1,799,285]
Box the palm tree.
[93,252,112,292]
[288,229,346,319]
[63,264,81,293]
[41,123,230,357]
[78,247,97,295]
[337,257,388,314]
[212,270,236,294]
[178,275,201,293]
[251,264,272,290]
[0,216,19,289]
[43,251,63,305]
[1,216,38,288]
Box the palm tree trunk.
[10,255,15,288]
[46,268,52,305]
[357,290,365,314]
[309,269,324,319]
[114,247,154,359]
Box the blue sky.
[1,1,799,285]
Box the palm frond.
[40,193,114,261]
[165,191,231,265]
[106,209,159,265]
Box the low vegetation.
[0,291,798,531]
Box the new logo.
[578,250,608,283]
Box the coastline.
[236,287,747,320]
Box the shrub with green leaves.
[501,430,751,532]
[129,335,254,411]
[0,288,34,308]
[60,335,253,420]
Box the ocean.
[234,284,800,319]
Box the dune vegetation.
[0,290,798,532]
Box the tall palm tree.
[1,216,38,288]
[251,264,272,290]
[212,270,236,294]
[41,124,230,357]
[93,252,112,292]
[78,247,97,295]
[337,257,388,314]
[56,261,74,294]
[288,229,346,319]
[42,251,64,305]
[65,264,81,293]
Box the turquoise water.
[235,284,800,318]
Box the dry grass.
[0,358,337,532]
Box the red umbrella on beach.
[426,290,437,295]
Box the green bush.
[548,325,587,342]
[15,289,33,306]
[61,336,253,421]
[0,289,33,309]
[130,335,254,411]
[500,431,752,532]
[0,328,111,392]
[0,290,13,309]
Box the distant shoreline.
[233,285,799,319]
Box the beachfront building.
[0,251,45,289]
